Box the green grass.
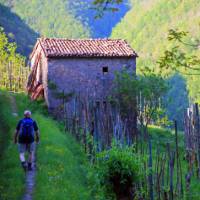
[33,114,91,200]
[0,91,25,200]
[0,91,93,199]
[149,125,184,149]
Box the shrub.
[95,145,144,200]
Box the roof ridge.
[39,38,125,41]
[33,38,138,58]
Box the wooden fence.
[62,95,137,151]
[53,93,200,199]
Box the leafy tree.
[114,67,169,138]
[157,28,200,102]
[158,29,200,75]
[0,27,29,91]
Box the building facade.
[28,38,137,111]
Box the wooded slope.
[0,0,130,56]
[111,0,200,126]
[0,0,90,55]
[112,0,199,67]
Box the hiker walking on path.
[14,110,39,171]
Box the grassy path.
[9,93,36,200]
[9,93,37,200]
[16,95,92,200]
[0,91,93,200]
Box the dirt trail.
[9,93,36,200]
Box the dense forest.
[112,0,199,69]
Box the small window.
[102,66,108,75]
[96,101,100,107]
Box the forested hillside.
[0,4,38,56]
[111,0,200,125]
[0,0,130,56]
[0,0,90,55]
[112,0,199,69]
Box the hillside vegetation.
[0,4,38,56]
[0,0,90,55]
[112,0,199,66]
[0,0,131,55]
[111,0,200,126]
[112,0,200,100]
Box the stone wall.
[45,57,136,110]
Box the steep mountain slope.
[0,4,38,56]
[111,0,200,125]
[0,0,130,56]
[0,0,90,55]
[112,0,199,69]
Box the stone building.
[28,38,137,112]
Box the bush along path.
[9,92,37,200]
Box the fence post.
[169,151,175,200]
[195,103,200,179]
[148,136,154,200]
[174,120,180,195]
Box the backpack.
[19,118,34,143]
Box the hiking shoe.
[21,161,27,172]
[28,162,32,171]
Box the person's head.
[24,110,31,118]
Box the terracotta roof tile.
[37,38,137,58]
